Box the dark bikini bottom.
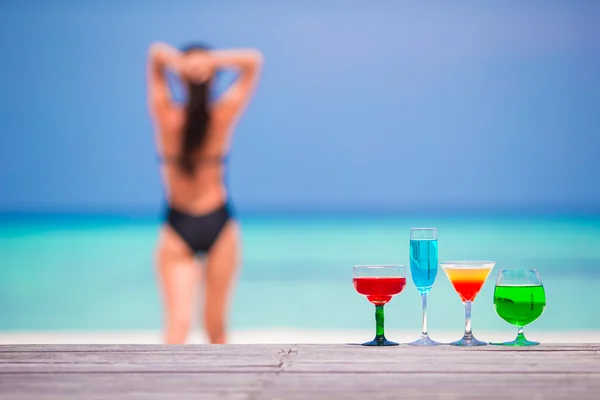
[166,203,233,254]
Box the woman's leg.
[156,225,200,344]
[203,220,241,344]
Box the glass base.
[490,339,540,347]
[408,335,443,346]
[450,335,487,347]
[362,336,399,346]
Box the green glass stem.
[514,326,527,343]
[375,305,385,344]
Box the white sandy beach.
[1,330,598,344]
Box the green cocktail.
[494,285,546,326]
[492,269,546,346]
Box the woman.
[147,41,262,344]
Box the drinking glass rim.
[410,227,438,240]
[440,260,495,269]
[354,265,406,269]
[497,268,540,273]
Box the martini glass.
[408,228,442,346]
[492,269,546,346]
[353,265,406,346]
[440,261,495,346]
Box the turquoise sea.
[1,214,599,335]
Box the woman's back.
[154,103,233,213]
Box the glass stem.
[375,305,385,344]
[421,292,429,337]
[515,326,526,343]
[463,300,473,340]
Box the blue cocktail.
[408,228,442,346]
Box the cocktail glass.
[408,228,442,346]
[492,269,546,346]
[440,261,495,346]
[353,265,407,346]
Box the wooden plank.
[0,344,598,399]
[262,373,600,400]
[0,365,278,373]
[2,373,597,400]
[284,344,600,373]
[2,343,597,352]
[0,373,265,399]
[0,344,298,353]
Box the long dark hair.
[180,43,213,175]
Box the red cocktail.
[353,277,406,305]
[353,265,406,346]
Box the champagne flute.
[408,228,442,346]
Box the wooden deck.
[1,344,599,399]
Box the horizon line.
[0,207,598,219]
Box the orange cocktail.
[443,266,492,302]
[441,261,495,346]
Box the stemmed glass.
[353,265,407,346]
[408,228,442,346]
[440,261,495,346]
[492,269,546,346]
